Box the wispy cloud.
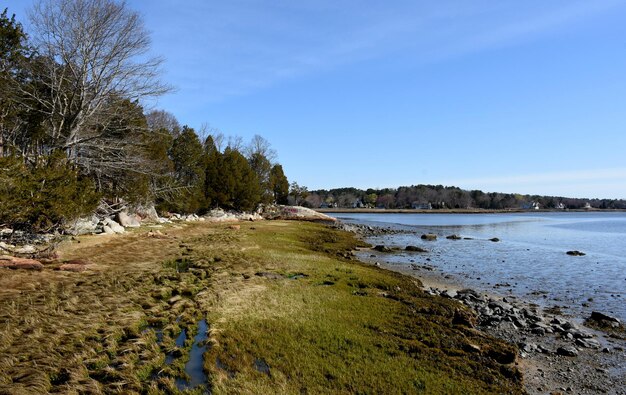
[150,0,625,102]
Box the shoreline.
[316,208,626,214]
[345,223,626,395]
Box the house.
[411,202,432,210]
[521,202,540,210]
[556,202,566,210]
[584,202,592,210]
[352,200,364,209]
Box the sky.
[6,0,626,199]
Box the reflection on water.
[333,212,626,321]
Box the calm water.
[332,212,626,321]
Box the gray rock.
[66,215,99,235]
[13,245,36,254]
[103,218,125,234]
[566,250,586,256]
[102,225,115,235]
[589,311,621,324]
[405,245,428,252]
[575,338,600,349]
[373,245,393,253]
[556,346,579,357]
[117,211,141,227]
[420,233,437,241]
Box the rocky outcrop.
[66,215,100,235]
[421,234,437,241]
[446,234,462,240]
[261,205,336,222]
[373,245,393,253]
[117,211,141,228]
[0,256,43,270]
[102,218,125,234]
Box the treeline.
[0,3,289,232]
[306,185,626,210]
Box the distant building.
[521,202,540,210]
[556,202,566,210]
[352,200,364,208]
[584,202,592,210]
[412,202,432,210]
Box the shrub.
[0,152,100,232]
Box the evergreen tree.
[169,126,205,213]
[269,164,289,204]
[215,148,261,211]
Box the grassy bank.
[0,221,523,394]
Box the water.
[176,319,209,392]
[332,212,626,321]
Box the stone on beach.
[566,250,586,256]
[405,245,428,252]
[420,234,437,241]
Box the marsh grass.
[0,221,523,394]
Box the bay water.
[332,212,626,322]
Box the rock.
[103,218,125,234]
[228,224,241,230]
[420,234,437,241]
[133,204,159,222]
[489,238,500,242]
[102,225,115,235]
[566,250,585,256]
[446,234,462,240]
[556,346,579,357]
[575,338,600,349]
[589,311,621,324]
[66,215,100,235]
[117,211,141,227]
[13,244,37,255]
[405,245,427,252]
[373,245,393,253]
[0,257,44,270]
[260,205,336,222]
[59,263,88,272]
[0,241,14,252]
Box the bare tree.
[245,134,277,162]
[146,110,180,135]
[19,0,170,157]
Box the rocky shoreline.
[336,222,626,395]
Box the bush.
[0,152,100,232]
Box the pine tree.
[269,164,289,204]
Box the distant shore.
[315,207,623,214]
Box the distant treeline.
[306,185,626,210]
[0,4,290,232]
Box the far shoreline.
[316,207,626,214]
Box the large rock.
[421,234,437,241]
[405,245,428,252]
[0,257,43,270]
[261,205,336,222]
[117,211,141,227]
[133,204,159,222]
[66,215,100,235]
[103,218,125,234]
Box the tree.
[269,164,289,204]
[0,8,30,157]
[214,148,260,211]
[17,0,169,160]
[289,182,308,206]
[169,126,204,213]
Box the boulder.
[420,234,437,241]
[133,204,159,222]
[103,218,125,234]
[405,245,428,252]
[556,346,579,357]
[373,245,393,253]
[0,257,43,270]
[13,245,37,255]
[446,234,462,240]
[66,215,100,235]
[102,225,115,235]
[566,250,586,256]
[489,238,500,242]
[117,211,141,227]
[261,205,336,222]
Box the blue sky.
[6,0,626,198]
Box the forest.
[0,4,289,232]
[306,185,626,210]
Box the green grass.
[0,220,523,394]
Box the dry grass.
[0,221,524,394]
